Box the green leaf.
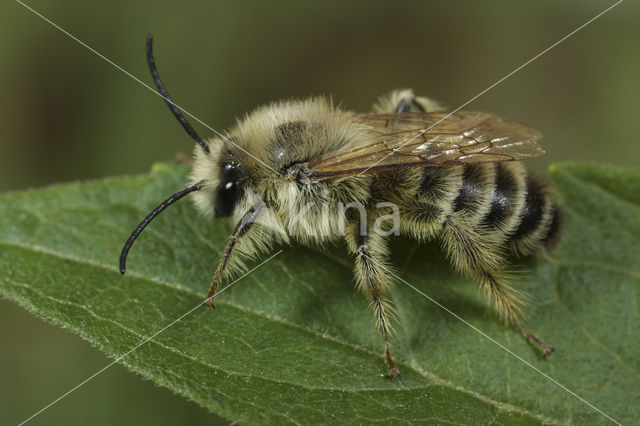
[1,162,637,424]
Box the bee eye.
[215,162,241,217]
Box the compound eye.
[214,162,241,217]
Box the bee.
[120,35,562,378]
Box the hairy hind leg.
[345,219,399,378]
[441,219,554,355]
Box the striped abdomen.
[407,162,562,256]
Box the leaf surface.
[1,162,637,424]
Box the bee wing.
[309,111,544,178]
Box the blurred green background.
[1,1,637,425]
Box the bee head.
[189,139,251,219]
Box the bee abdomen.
[397,163,561,256]
[398,166,462,240]
[508,175,560,256]
[446,162,526,244]
[541,203,563,250]
[452,163,496,225]
[445,161,560,256]
[482,162,527,235]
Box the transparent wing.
[310,111,544,178]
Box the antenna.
[119,181,204,274]
[146,34,210,154]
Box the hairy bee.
[120,35,562,378]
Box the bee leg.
[373,89,444,114]
[441,221,554,356]
[345,220,398,378]
[477,270,555,356]
[205,206,263,307]
[514,321,554,356]
[482,271,554,355]
[395,96,425,113]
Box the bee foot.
[384,367,400,379]
[515,322,554,357]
